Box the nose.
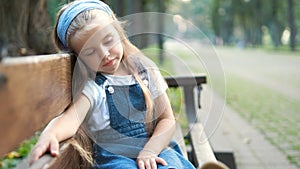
[103,51,110,58]
[97,46,110,59]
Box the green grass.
[256,44,300,54]
[225,74,300,123]
[141,46,174,76]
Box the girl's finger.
[138,160,145,169]
[155,157,167,166]
[50,139,59,156]
[29,144,47,165]
[144,159,151,169]
[150,158,157,169]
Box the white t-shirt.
[82,68,168,132]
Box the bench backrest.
[0,54,72,156]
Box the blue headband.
[57,0,112,48]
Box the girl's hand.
[137,149,167,169]
[29,133,59,165]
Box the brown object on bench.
[0,54,220,169]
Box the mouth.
[104,59,115,67]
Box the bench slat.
[0,54,72,156]
[189,123,217,168]
[14,154,53,169]
[165,75,206,88]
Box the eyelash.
[104,36,114,45]
[83,49,95,56]
[81,35,114,57]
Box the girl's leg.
[93,156,137,169]
[93,144,138,169]
[158,147,196,169]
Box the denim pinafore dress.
[92,73,195,169]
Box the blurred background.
[1,0,299,55]
[0,0,299,169]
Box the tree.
[0,0,55,57]
[231,0,264,46]
[264,0,285,49]
[288,0,296,51]
[211,0,221,38]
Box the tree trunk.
[287,0,296,51]
[158,0,165,64]
[0,0,55,57]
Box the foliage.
[168,0,214,39]
[48,0,71,26]
[210,0,299,50]
[0,133,39,169]
[168,0,299,51]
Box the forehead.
[75,10,115,38]
[70,12,118,52]
[85,10,114,29]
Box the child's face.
[70,11,124,75]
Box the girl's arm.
[29,94,90,165]
[137,92,176,168]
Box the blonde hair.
[53,3,155,133]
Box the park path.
[165,40,299,169]
[214,47,300,102]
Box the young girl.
[29,0,196,168]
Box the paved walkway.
[166,42,298,169]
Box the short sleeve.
[81,80,110,131]
[82,80,100,108]
[147,65,168,99]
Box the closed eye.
[82,48,95,56]
[103,36,114,45]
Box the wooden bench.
[0,54,221,169]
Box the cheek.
[89,62,101,71]
[81,57,101,71]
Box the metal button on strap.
[143,80,149,87]
[108,86,114,94]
